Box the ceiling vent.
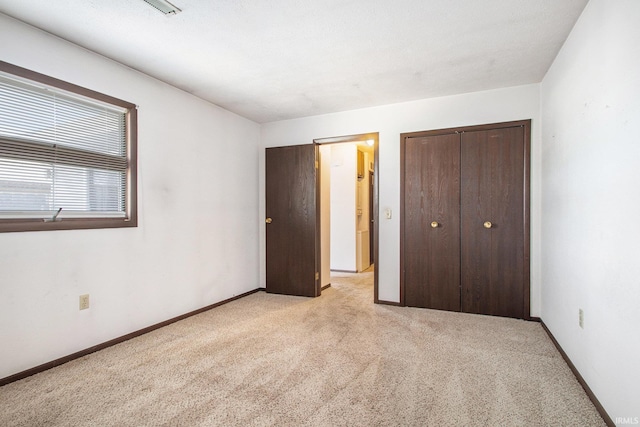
[142,0,182,16]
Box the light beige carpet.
[0,271,605,426]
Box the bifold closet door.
[403,133,460,310]
[460,127,525,318]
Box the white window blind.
[0,72,129,220]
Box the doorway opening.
[314,133,379,302]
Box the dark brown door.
[460,127,525,318]
[265,145,319,297]
[403,133,461,311]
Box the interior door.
[265,145,320,297]
[460,126,525,318]
[403,133,461,310]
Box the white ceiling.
[0,0,588,123]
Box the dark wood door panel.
[460,131,491,314]
[461,127,524,318]
[265,145,318,297]
[403,134,461,311]
[490,127,525,318]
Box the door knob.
[430,221,439,228]
[265,217,272,224]
[483,221,492,229]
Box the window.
[0,61,137,232]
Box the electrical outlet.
[579,308,584,329]
[79,294,90,310]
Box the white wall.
[356,150,372,272]
[261,84,541,306]
[540,0,640,421]
[357,150,372,233]
[319,145,331,287]
[329,143,357,271]
[0,15,260,379]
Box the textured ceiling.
[0,0,588,123]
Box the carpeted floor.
[0,271,605,426]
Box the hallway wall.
[260,84,541,309]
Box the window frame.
[0,61,137,233]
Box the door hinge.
[315,272,319,281]
[315,161,319,169]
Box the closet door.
[460,126,525,318]
[403,134,460,310]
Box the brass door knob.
[483,221,492,229]
[430,221,439,228]
[265,218,272,224]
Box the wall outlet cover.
[79,294,90,310]
[579,308,584,329]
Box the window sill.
[0,217,137,233]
